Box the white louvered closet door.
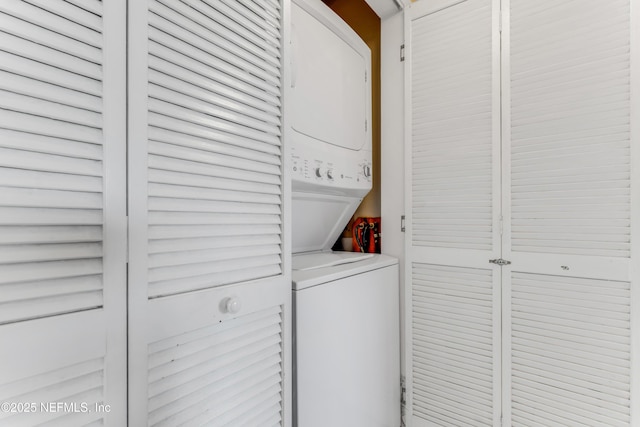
[503,0,639,425]
[0,1,127,426]
[405,1,502,425]
[128,0,291,425]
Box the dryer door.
[291,1,370,151]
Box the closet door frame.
[102,1,128,424]
[632,0,640,422]
[403,0,503,425]
[126,0,150,424]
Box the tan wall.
[322,0,382,222]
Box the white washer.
[292,253,400,427]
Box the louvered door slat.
[149,100,280,146]
[0,356,105,427]
[0,91,101,129]
[145,299,284,427]
[155,0,280,67]
[148,69,280,125]
[64,0,101,16]
[145,0,284,298]
[410,0,495,251]
[0,71,101,113]
[148,13,280,89]
[0,33,101,80]
[148,46,281,109]
[510,273,631,426]
[411,264,494,426]
[509,0,631,258]
[0,52,101,97]
[0,2,107,323]
[0,0,102,47]
[0,110,102,145]
[220,0,281,34]
[0,128,102,160]
[0,13,101,63]
[25,0,101,31]
[181,0,280,58]
[148,114,280,156]
[150,85,280,136]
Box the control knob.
[327,169,334,180]
[363,164,371,178]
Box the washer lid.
[293,252,374,271]
[292,253,398,290]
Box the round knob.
[315,167,322,178]
[363,165,371,178]
[222,297,241,314]
[327,169,334,180]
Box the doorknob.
[221,297,242,314]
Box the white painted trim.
[380,9,406,410]
[403,5,414,425]
[509,252,630,282]
[127,0,151,424]
[409,247,499,269]
[281,0,293,425]
[500,1,512,424]
[490,1,503,425]
[101,0,128,425]
[629,0,640,424]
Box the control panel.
[291,140,372,192]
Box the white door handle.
[222,297,242,314]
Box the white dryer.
[289,1,400,426]
[290,0,372,254]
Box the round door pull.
[222,297,242,314]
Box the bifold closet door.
[0,1,127,426]
[503,0,639,425]
[404,1,502,425]
[128,0,291,425]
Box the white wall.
[380,10,405,375]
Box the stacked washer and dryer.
[289,1,400,426]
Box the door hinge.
[401,215,406,232]
[400,376,406,426]
[489,258,511,266]
[400,44,405,62]
[125,215,129,263]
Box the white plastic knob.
[223,297,242,314]
[326,169,334,180]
